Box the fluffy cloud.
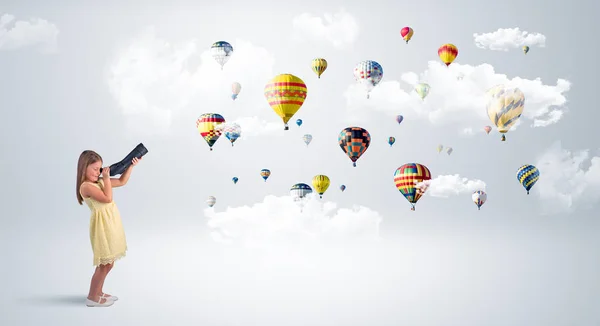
[474,28,546,51]
[105,27,280,136]
[343,61,571,134]
[291,9,359,49]
[205,194,382,248]
[535,142,600,214]
[417,174,486,198]
[0,13,59,53]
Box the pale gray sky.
[2,0,600,325]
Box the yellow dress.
[80,179,128,266]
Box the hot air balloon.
[484,126,492,134]
[221,123,241,147]
[396,115,404,125]
[260,169,271,182]
[394,163,432,211]
[400,27,414,44]
[296,119,303,127]
[231,82,242,100]
[210,41,233,70]
[340,185,346,192]
[264,74,307,130]
[232,177,239,184]
[472,190,487,210]
[522,46,530,54]
[311,58,328,78]
[312,175,330,199]
[437,144,444,153]
[206,196,216,208]
[485,84,525,141]
[446,147,453,155]
[353,60,383,99]
[414,83,430,100]
[389,136,396,147]
[196,113,226,151]
[338,127,371,167]
[438,44,458,66]
[516,164,539,195]
[290,183,312,200]
[302,134,312,146]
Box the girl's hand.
[132,156,141,166]
[102,167,110,177]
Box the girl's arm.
[111,165,133,188]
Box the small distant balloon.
[438,43,458,66]
[340,185,346,192]
[260,169,271,182]
[388,136,396,147]
[400,27,414,44]
[396,115,404,125]
[296,119,303,127]
[484,126,492,134]
[302,134,312,146]
[231,82,242,100]
[472,190,487,210]
[522,45,530,54]
[206,196,216,207]
[232,177,238,184]
[446,147,453,155]
[311,58,328,78]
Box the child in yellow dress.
[76,150,141,307]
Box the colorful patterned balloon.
[260,169,271,182]
[472,190,487,210]
[485,84,525,141]
[338,127,371,167]
[196,113,225,151]
[353,60,383,99]
[394,163,432,211]
[388,136,396,147]
[210,41,233,70]
[516,165,539,194]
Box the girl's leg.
[99,263,114,296]
[87,264,110,303]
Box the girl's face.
[85,160,103,182]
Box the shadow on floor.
[18,295,87,306]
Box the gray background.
[2,0,599,325]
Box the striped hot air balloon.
[196,113,226,151]
[206,196,216,207]
[485,85,525,141]
[311,58,328,78]
[260,169,271,182]
[264,74,307,130]
[438,44,458,66]
[394,163,432,211]
[338,127,371,167]
[312,175,330,199]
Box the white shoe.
[103,294,118,301]
[86,295,114,307]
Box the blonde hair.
[76,150,103,205]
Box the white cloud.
[0,13,59,53]
[418,174,487,198]
[229,116,284,138]
[105,27,278,136]
[473,27,546,51]
[291,9,359,49]
[535,142,600,214]
[205,194,382,248]
[343,61,571,134]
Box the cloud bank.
[0,13,59,53]
[344,61,570,133]
[535,142,600,214]
[291,9,359,49]
[473,27,546,51]
[205,194,382,248]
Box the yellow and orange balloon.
[438,44,458,66]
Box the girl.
[76,150,141,307]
